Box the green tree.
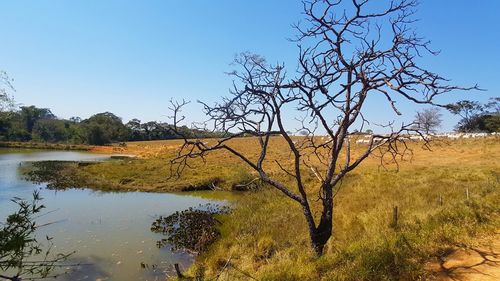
[65,121,87,144]
[126,118,142,140]
[32,119,67,142]
[85,124,108,145]
[483,115,500,132]
[0,192,71,281]
[19,106,55,135]
[463,114,500,133]
[447,98,499,132]
[82,112,128,145]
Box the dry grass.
[80,137,499,192]
[75,137,499,280]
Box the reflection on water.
[0,149,216,281]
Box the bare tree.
[413,108,442,134]
[0,71,15,139]
[169,0,477,256]
[0,71,15,112]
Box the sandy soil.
[426,232,500,280]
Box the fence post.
[439,194,443,206]
[466,188,470,200]
[392,206,398,228]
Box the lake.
[0,149,217,281]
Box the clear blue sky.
[1,0,498,132]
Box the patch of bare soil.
[426,232,500,280]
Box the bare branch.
[167,0,478,256]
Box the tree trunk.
[310,224,331,256]
[306,190,333,256]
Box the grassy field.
[169,137,498,281]
[72,137,499,192]
[23,136,500,280]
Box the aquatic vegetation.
[22,161,94,189]
[151,204,230,253]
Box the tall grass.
[187,166,498,280]
[176,138,499,280]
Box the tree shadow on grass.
[428,242,500,281]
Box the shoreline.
[0,141,140,158]
[0,141,94,151]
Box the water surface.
[0,149,215,281]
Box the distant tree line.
[1,100,497,145]
[0,72,226,145]
[1,70,497,145]
[0,105,226,145]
